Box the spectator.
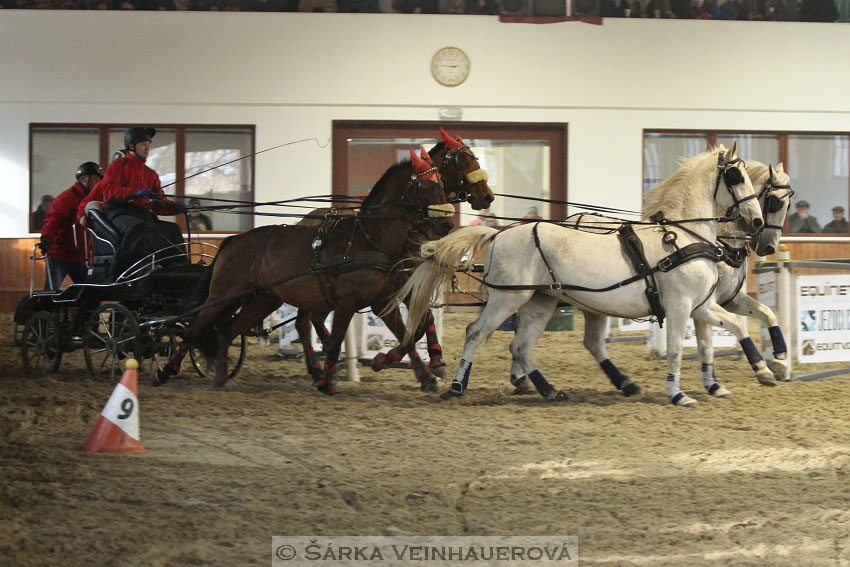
[470,210,499,227]
[601,0,631,16]
[690,0,713,17]
[465,0,498,13]
[787,200,822,233]
[521,206,543,223]
[822,205,848,233]
[187,198,214,231]
[800,0,837,19]
[40,162,103,290]
[713,0,739,17]
[32,195,54,231]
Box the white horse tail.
[400,226,499,342]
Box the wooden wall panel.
[2,237,849,313]
[0,237,226,313]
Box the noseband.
[441,145,489,203]
[714,156,758,218]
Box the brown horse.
[153,149,454,395]
[296,129,495,388]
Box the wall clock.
[430,47,470,87]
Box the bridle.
[402,163,455,227]
[713,155,759,219]
[758,179,794,232]
[440,144,489,204]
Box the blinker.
[723,166,744,188]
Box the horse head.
[717,141,764,236]
[431,127,495,211]
[408,147,454,237]
[749,163,792,257]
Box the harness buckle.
[549,282,562,290]
[658,256,674,272]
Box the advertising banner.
[796,274,850,363]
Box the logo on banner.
[796,274,850,363]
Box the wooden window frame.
[332,120,568,220]
[29,123,256,233]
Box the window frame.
[29,123,256,233]
[332,120,568,221]
[644,128,850,238]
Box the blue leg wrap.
[600,359,627,390]
[528,369,554,398]
[740,337,763,370]
[768,325,787,355]
[451,359,473,394]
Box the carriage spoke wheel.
[84,304,140,382]
[21,311,63,376]
[189,333,247,381]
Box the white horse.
[568,161,793,402]
[397,144,765,407]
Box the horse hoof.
[151,369,169,387]
[420,374,439,393]
[671,393,698,408]
[767,359,790,381]
[621,381,642,397]
[544,389,569,402]
[316,379,341,396]
[430,363,446,379]
[710,386,733,399]
[440,389,463,400]
[371,352,389,372]
[756,369,778,387]
[510,376,536,396]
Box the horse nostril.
[765,246,775,256]
[753,217,764,229]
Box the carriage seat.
[86,204,120,283]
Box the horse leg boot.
[446,290,534,398]
[510,294,568,401]
[694,319,732,398]
[422,312,446,379]
[314,308,358,395]
[153,300,235,386]
[371,301,436,392]
[695,301,776,387]
[723,293,789,381]
[296,310,324,380]
[664,303,698,408]
[582,311,642,397]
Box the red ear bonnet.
[410,148,439,183]
[440,127,464,150]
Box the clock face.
[431,47,470,87]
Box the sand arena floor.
[2,310,850,567]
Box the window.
[30,124,255,233]
[644,130,850,236]
[333,121,567,226]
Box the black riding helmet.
[75,161,104,180]
[124,127,156,149]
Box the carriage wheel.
[189,333,247,380]
[84,304,140,382]
[21,311,63,376]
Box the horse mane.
[361,160,412,209]
[641,147,723,221]
[745,161,769,191]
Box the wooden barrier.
[0,237,226,312]
[1,237,847,313]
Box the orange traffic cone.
[83,359,145,453]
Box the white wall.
[2,10,849,236]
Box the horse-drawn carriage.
[15,207,246,382]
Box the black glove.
[37,237,50,253]
[174,201,188,214]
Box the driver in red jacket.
[39,162,103,290]
[77,127,187,274]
